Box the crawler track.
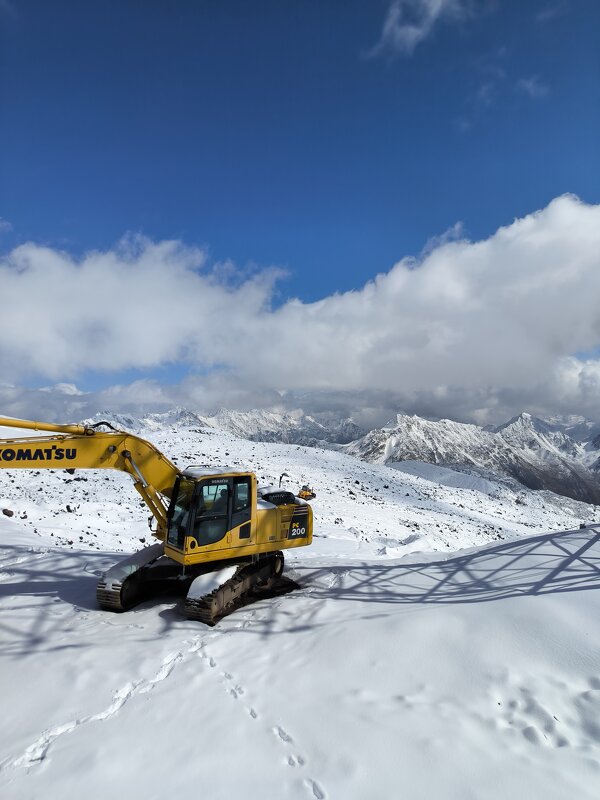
[184,552,299,625]
[97,550,299,623]
[96,572,145,611]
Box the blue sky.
[1,1,599,423]
[2,1,598,298]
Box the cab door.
[188,476,253,552]
[231,476,253,542]
[192,478,231,547]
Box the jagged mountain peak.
[346,411,600,505]
[495,411,548,434]
[496,412,583,460]
[499,413,600,444]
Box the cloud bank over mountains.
[1,194,600,425]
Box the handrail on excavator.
[0,416,94,436]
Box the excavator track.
[184,552,299,625]
[96,543,176,612]
[96,572,144,611]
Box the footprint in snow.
[274,725,293,744]
[200,647,327,797]
[304,779,326,800]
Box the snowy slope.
[1,423,600,799]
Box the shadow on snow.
[300,526,600,607]
[2,527,600,648]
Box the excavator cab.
[163,468,312,568]
[165,471,253,556]
[160,467,312,622]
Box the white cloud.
[1,195,600,425]
[368,0,473,58]
[0,234,282,380]
[0,218,13,234]
[517,75,550,99]
[421,221,465,256]
[456,48,508,129]
[535,4,567,24]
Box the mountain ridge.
[346,412,600,504]
[83,407,600,505]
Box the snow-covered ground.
[1,423,600,799]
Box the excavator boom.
[0,416,180,533]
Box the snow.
[184,465,248,478]
[391,459,502,495]
[101,542,164,584]
[187,566,238,599]
[1,422,600,799]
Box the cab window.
[232,477,252,529]
[193,480,230,545]
[166,478,195,548]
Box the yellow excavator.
[0,416,313,624]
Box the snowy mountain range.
[85,407,600,505]
[86,407,366,446]
[346,412,600,505]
